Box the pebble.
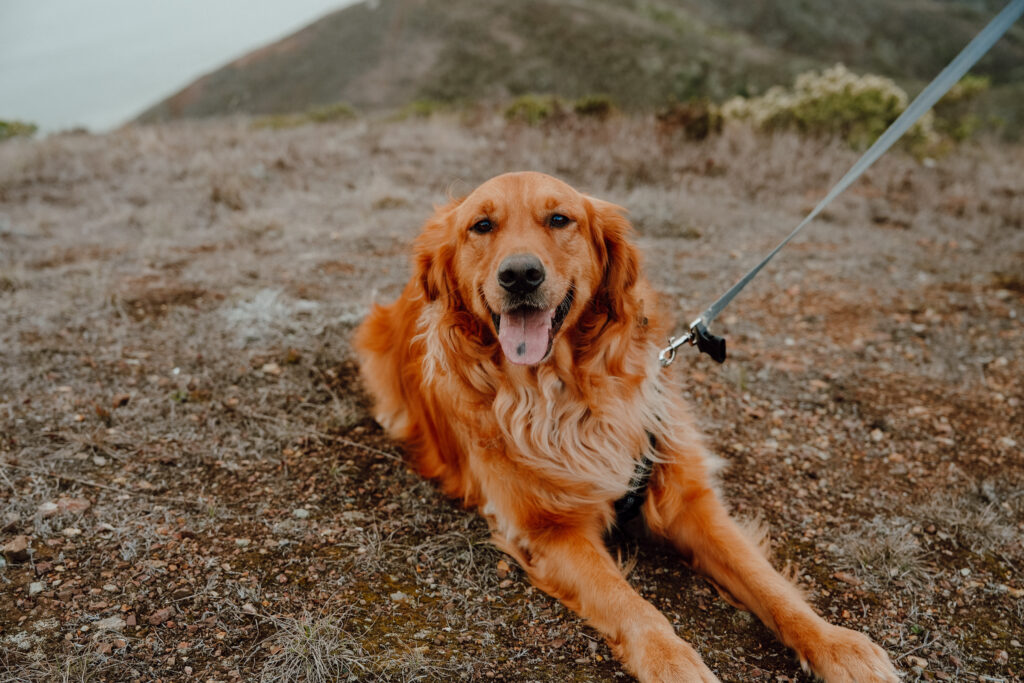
[29,582,44,596]
[995,650,1009,665]
[496,559,510,579]
[62,527,82,538]
[93,455,108,466]
[37,502,59,518]
[2,535,30,563]
[292,508,309,519]
[235,538,251,547]
[94,616,126,632]
[57,497,91,514]
[390,591,410,603]
[261,362,282,376]
[103,584,118,592]
[148,606,175,625]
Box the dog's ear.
[413,199,462,303]
[587,197,640,321]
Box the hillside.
[136,0,1024,132]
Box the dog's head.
[414,171,640,366]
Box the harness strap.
[613,433,657,525]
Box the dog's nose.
[497,253,545,295]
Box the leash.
[659,0,1024,368]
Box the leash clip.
[659,318,727,367]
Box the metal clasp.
[658,318,702,367]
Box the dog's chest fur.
[418,301,675,505]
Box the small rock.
[95,642,112,655]
[62,527,82,538]
[29,582,44,596]
[959,567,971,577]
[3,535,30,563]
[833,571,863,587]
[235,538,251,547]
[148,606,174,625]
[94,616,126,632]
[92,455,108,466]
[2,511,18,531]
[57,497,91,515]
[995,650,1009,665]
[241,603,257,615]
[496,559,510,580]
[103,584,118,593]
[870,428,885,442]
[261,362,282,376]
[907,655,928,669]
[37,502,59,518]
[292,508,309,519]
[125,614,137,626]
[390,591,410,603]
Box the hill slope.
[137,0,1024,129]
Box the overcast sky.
[0,0,358,132]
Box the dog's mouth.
[490,288,574,366]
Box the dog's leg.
[645,458,898,682]
[501,524,720,683]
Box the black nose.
[497,253,546,295]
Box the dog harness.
[613,434,656,525]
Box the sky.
[0,0,358,133]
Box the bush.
[722,64,934,149]
[305,102,357,123]
[0,119,38,141]
[504,94,565,125]
[933,74,990,142]
[573,95,616,120]
[398,99,448,119]
[656,99,723,140]
[252,103,357,130]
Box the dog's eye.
[470,219,493,234]
[549,214,571,228]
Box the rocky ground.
[1,114,1022,682]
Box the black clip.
[692,322,726,363]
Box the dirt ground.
[1,114,1022,682]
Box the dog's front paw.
[624,628,720,683]
[798,625,899,683]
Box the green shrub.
[398,99,448,119]
[305,102,357,123]
[933,74,990,142]
[0,119,38,141]
[504,94,565,125]
[656,99,723,140]
[573,95,616,120]
[722,64,934,149]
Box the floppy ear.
[413,199,462,303]
[587,197,640,321]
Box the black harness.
[612,433,656,526]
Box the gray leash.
[659,0,1024,367]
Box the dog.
[355,172,897,682]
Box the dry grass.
[1,113,1022,681]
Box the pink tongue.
[498,308,553,365]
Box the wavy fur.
[355,172,897,682]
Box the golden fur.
[355,172,897,682]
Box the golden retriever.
[355,172,897,682]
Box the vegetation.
[503,94,565,125]
[136,0,1024,138]
[0,119,37,142]
[252,102,357,129]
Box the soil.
[1,115,1022,682]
